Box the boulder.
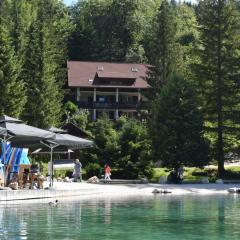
[8,182,18,190]
[87,176,99,184]
[152,188,171,194]
[63,177,70,182]
[228,188,240,193]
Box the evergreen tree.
[0,1,26,117]
[21,0,70,128]
[118,117,153,179]
[150,74,210,169]
[146,0,183,98]
[196,0,240,177]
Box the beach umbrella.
[12,126,94,187]
[0,127,7,136]
[0,115,55,141]
[0,115,55,186]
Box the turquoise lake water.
[0,194,240,240]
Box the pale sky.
[63,0,196,6]
[63,0,77,6]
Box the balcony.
[77,101,149,110]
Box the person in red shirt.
[104,164,111,180]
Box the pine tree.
[21,0,70,128]
[196,0,240,177]
[0,1,26,117]
[146,0,183,98]
[150,74,210,169]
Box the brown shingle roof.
[96,71,136,79]
[67,61,150,89]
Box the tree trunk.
[216,0,225,178]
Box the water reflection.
[0,195,239,240]
[104,199,112,224]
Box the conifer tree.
[146,0,183,98]
[21,0,70,128]
[196,0,240,177]
[0,1,26,117]
[150,74,210,169]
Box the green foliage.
[0,19,26,117]
[150,74,210,169]
[85,163,102,179]
[88,114,120,166]
[175,3,200,81]
[146,0,183,98]
[195,0,240,176]
[64,101,90,130]
[19,0,71,128]
[0,0,72,127]
[117,118,153,179]
[84,116,153,179]
[151,166,240,183]
[69,0,149,62]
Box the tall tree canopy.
[146,0,183,98]
[68,0,152,62]
[196,0,240,176]
[0,0,26,117]
[150,74,210,169]
[9,0,71,128]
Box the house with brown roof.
[67,61,150,120]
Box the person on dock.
[74,159,82,182]
[104,164,111,180]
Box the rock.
[152,188,160,193]
[63,177,70,182]
[228,188,240,193]
[201,177,209,184]
[215,179,223,184]
[87,176,99,184]
[8,182,18,190]
[159,176,168,184]
[152,188,171,194]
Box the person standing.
[104,164,111,180]
[74,159,82,182]
[177,165,184,183]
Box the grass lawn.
[150,166,240,183]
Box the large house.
[67,61,150,120]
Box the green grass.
[38,162,86,179]
[150,166,240,183]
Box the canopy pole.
[40,141,59,188]
[68,149,70,160]
[50,146,53,187]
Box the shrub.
[85,163,102,179]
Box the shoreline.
[0,182,240,203]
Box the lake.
[0,194,240,240]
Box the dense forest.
[0,0,239,178]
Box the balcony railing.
[77,101,149,110]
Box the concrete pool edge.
[1,182,240,202]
